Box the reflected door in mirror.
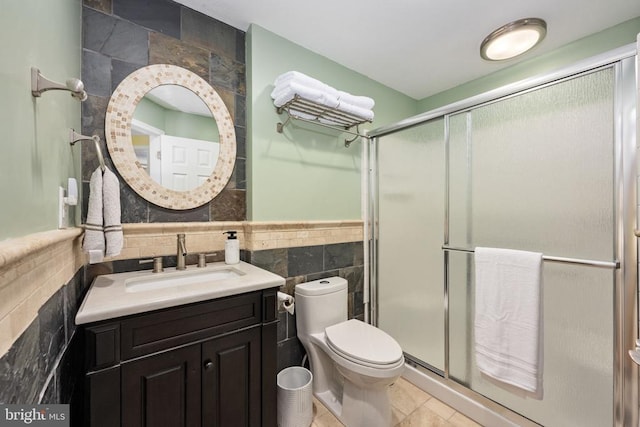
[132,84,221,191]
[157,135,220,191]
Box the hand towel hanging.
[82,168,105,262]
[103,168,122,257]
[82,166,122,262]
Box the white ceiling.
[176,0,640,100]
[146,85,212,116]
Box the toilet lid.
[325,319,403,366]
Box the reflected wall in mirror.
[106,64,236,210]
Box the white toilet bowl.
[295,277,405,427]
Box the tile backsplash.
[0,230,86,415]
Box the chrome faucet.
[177,234,187,270]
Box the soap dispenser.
[223,231,240,264]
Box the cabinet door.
[202,327,261,427]
[122,345,201,427]
[86,366,120,427]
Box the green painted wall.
[247,25,418,221]
[0,0,82,240]
[165,111,218,142]
[134,97,219,141]
[418,16,640,112]
[133,97,166,130]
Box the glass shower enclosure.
[370,51,637,427]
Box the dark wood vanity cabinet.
[82,288,278,427]
[122,344,201,427]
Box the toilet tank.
[295,277,348,335]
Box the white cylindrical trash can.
[277,366,313,427]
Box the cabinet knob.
[204,360,214,370]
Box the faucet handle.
[139,256,164,273]
[177,233,187,256]
[197,253,217,268]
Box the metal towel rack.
[442,245,620,269]
[69,129,105,172]
[276,95,371,147]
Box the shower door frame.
[368,44,637,427]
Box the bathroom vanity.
[76,262,284,427]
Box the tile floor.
[310,377,483,427]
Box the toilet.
[295,277,405,427]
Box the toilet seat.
[325,319,403,368]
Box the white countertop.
[75,261,285,325]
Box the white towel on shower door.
[474,247,543,397]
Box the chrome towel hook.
[69,129,106,172]
[31,67,88,101]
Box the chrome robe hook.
[31,67,88,101]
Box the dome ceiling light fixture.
[480,18,547,61]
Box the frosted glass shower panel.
[449,69,615,257]
[448,68,615,427]
[377,118,445,371]
[448,112,472,247]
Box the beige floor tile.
[448,412,483,427]
[312,410,345,427]
[310,379,483,427]
[396,405,452,427]
[389,378,432,416]
[424,397,456,420]
[392,405,408,425]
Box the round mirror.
[106,64,236,210]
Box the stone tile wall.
[81,0,246,222]
[0,270,87,414]
[0,230,88,424]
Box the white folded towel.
[82,167,123,261]
[474,247,543,396]
[273,71,339,97]
[335,101,374,121]
[272,81,340,109]
[337,90,375,110]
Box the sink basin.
[125,266,244,292]
[75,261,285,324]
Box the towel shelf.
[276,95,371,147]
[441,245,620,269]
